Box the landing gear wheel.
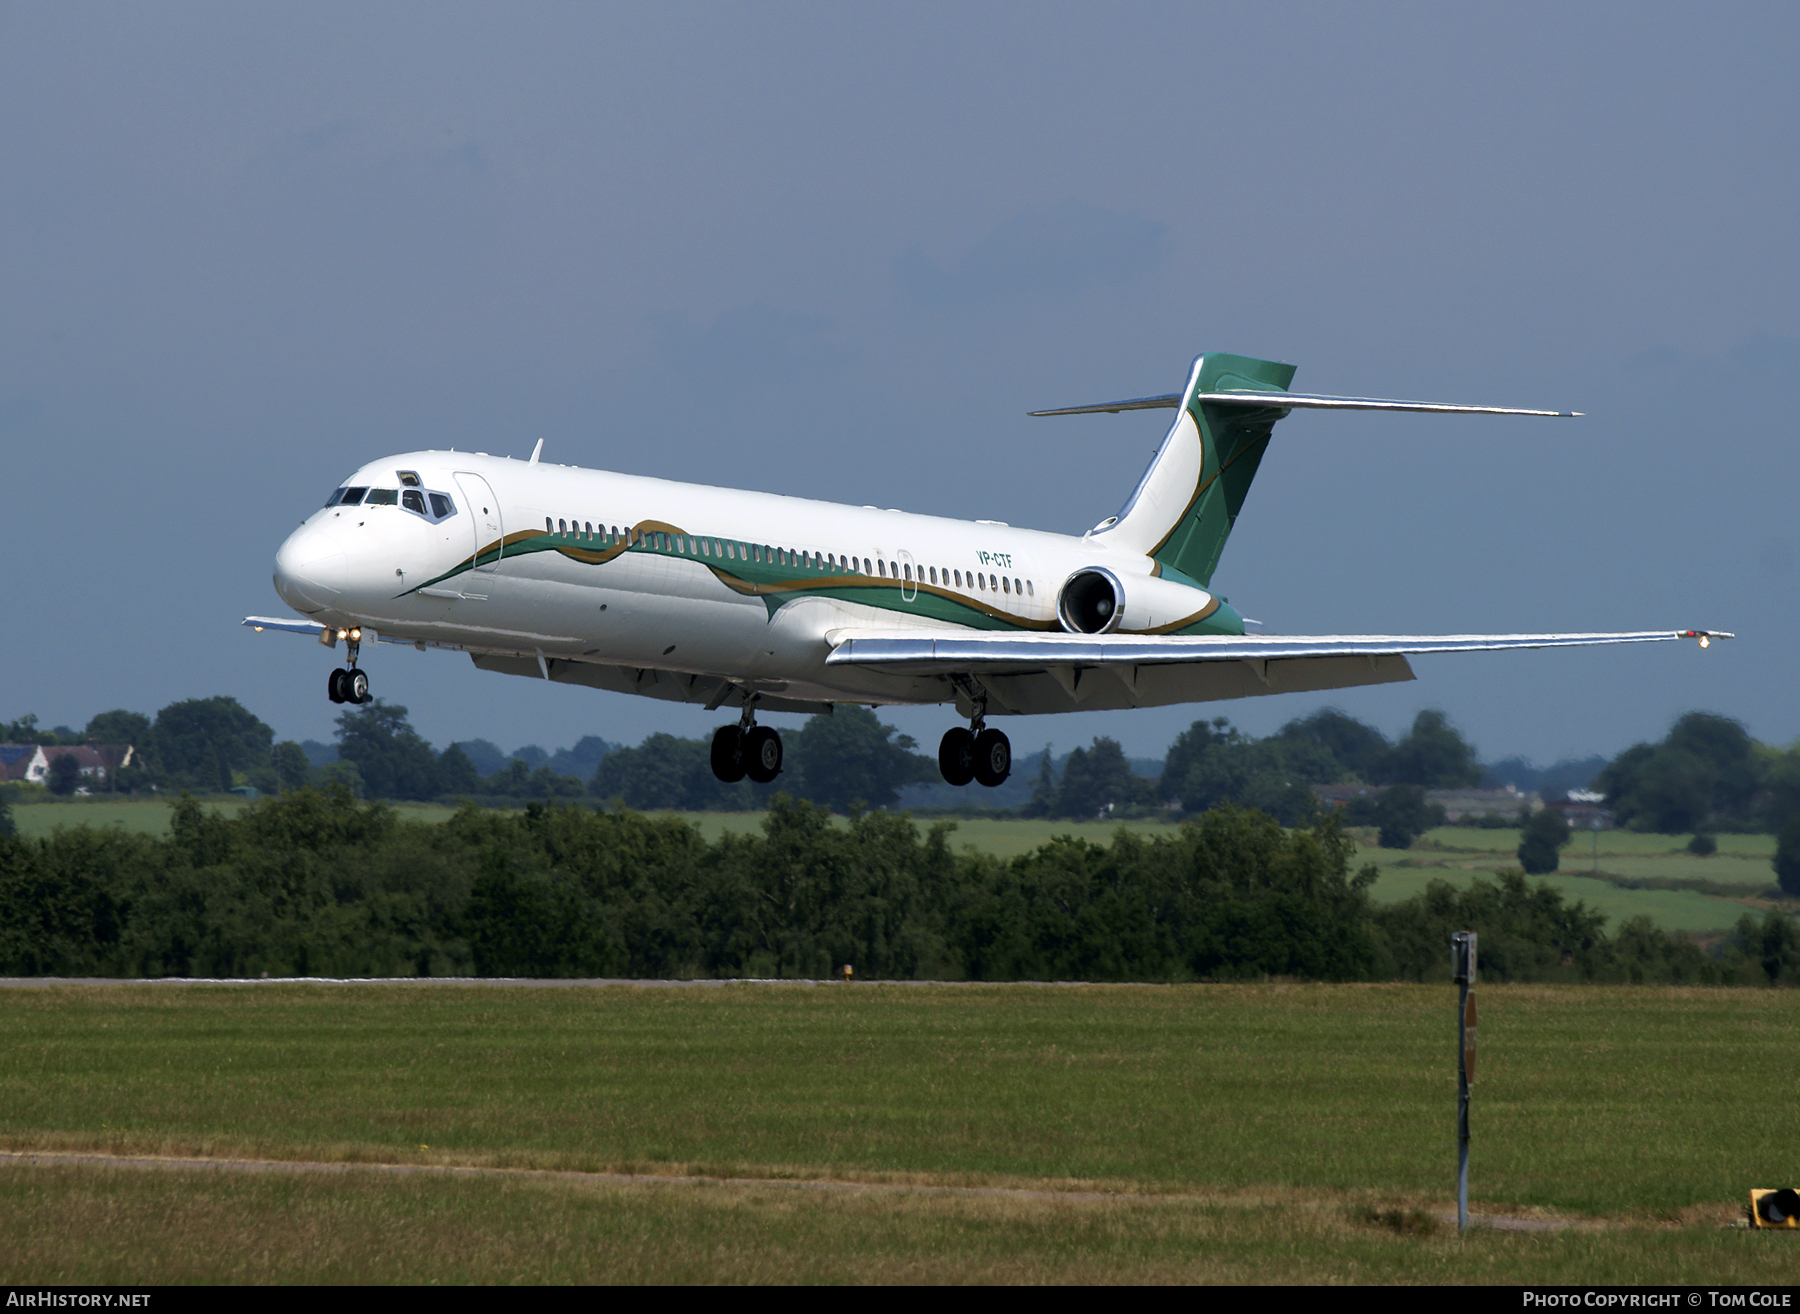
[328,668,347,703]
[973,728,1011,788]
[938,726,976,786]
[710,725,747,783]
[347,669,371,704]
[743,725,784,784]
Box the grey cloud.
[896,200,1169,308]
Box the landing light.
[1699,634,1711,649]
[349,627,363,641]
[337,629,349,640]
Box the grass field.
[10,800,1786,933]
[1,982,1796,1282]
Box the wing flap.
[826,629,1730,673]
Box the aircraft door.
[454,473,504,572]
[897,549,918,603]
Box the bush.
[1775,816,1800,899]
[1375,785,1442,850]
[1518,806,1571,874]
[1687,832,1717,857]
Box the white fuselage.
[271,450,1229,711]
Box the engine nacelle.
[1056,566,1220,635]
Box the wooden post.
[1452,931,1477,1233]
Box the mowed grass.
[1,983,1792,1218]
[4,1160,1793,1285]
[3,982,1796,1284]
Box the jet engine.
[1055,566,1218,635]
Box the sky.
[3,1,1796,765]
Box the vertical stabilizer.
[1093,352,1295,586]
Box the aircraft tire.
[328,669,346,704]
[938,727,976,786]
[348,669,371,704]
[973,728,1011,788]
[744,726,783,784]
[710,725,748,783]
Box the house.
[1311,782,1543,821]
[0,743,136,785]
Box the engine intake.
[1057,567,1124,634]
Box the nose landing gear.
[326,632,373,705]
[939,684,1010,788]
[710,696,783,784]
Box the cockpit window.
[365,489,399,506]
[338,487,368,506]
[402,490,427,515]
[429,493,454,519]
[397,470,422,487]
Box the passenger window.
[365,489,399,505]
[1002,576,1010,594]
[429,493,453,518]
[903,563,912,580]
[402,490,426,514]
[1026,580,1034,597]
[559,519,567,533]
[397,470,421,487]
[1014,577,1022,595]
[340,487,368,506]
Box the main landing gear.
[326,632,373,705]
[710,699,783,784]
[938,688,1010,788]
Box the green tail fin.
[1097,352,1296,587]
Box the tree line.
[10,694,1800,856]
[1,788,1792,985]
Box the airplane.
[246,350,1731,789]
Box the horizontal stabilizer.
[1030,391,1580,417]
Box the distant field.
[7,796,457,839]
[1,981,1795,1283]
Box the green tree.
[1595,713,1764,833]
[1375,784,1440,850]
[47,752,84,796]
[1,714,52,745]
[591,733,754,810]
[84,710,151,748]
[334,701,444,801]
[0,788,14,839]
[1161,716,1336,825]
[1024,745,1057,817]
[1518,805,1572,874]
[436,743,481,797]
[1774,815,1800,899]
[1272,708,1390,782]
[787,707,935,813]
[149,697,274,791]
[1053,737,1143,819]
[271,741,313,793]
[1382,710,1481,788]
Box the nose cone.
[273,524,347,612]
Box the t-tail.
[1032,352,1580,588]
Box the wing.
[825,628,1732,715]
